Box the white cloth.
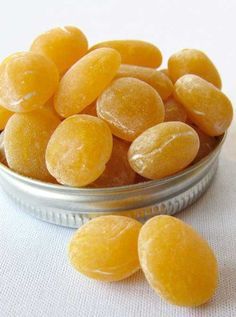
[1,1,236,316]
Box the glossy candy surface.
[174,75,233,136]
[68,215,142,282]
[128,122,199,179]
[46,115,113,187]
[138,215,218,307]
[116,64,173,100]
[168,49,222,88]
[91,137,136,187]
[164,98,187,122]
[0,52,59,112]
[4,109,60,181]
[90,40,162,68]
[54,48,121,118]
[97,77,165,142]
[31,26,88,74]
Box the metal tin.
[0,133,225,228]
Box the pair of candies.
[0,25,233,188]
[69,214,218,307]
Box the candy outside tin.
[0,132,225,228]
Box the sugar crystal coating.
[116,64,173,100]
[68,215,142,282]
[138,215,218,307]
[97,77,165,142]
[4,108,60,181]
[174,74,233,136]
[128,122,199,179]
[54,48,121,118]
[168,49,222,88]
[0,52,59,112]
[90,40,162,68]
[31,26,88,74]
[46,115,113,187]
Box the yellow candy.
[68,215,142,282]
[0,105,14,130]
[31,26,88,75]
[116,64,173,100]
[46,115,113,187]
[4,109,60,181]
[192,125,218,163]
[174,75,233,136]
[164,97,187,123]
[54,48,121,118]
[91,137,136,188]
[90,40,162,68]
[80,101,97,117]
[128,122,199,179]
[0,52,59,112]
[97,77,165,142]
[168,49,222,88]
[138,215,218,307]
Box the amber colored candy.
[160,68,171,78]
[138,215,218,307]
[135,174,149,184]
[46,115,113,187]
[164,97,187,122]
[90,40,162,68]
[116,64,173,100]
[0,52,59,113]
[168,49,222,88]
[91,137,136,188]
[0,105,14,130]
[192,126,218,163]
[54,48,121,118]
[128,122,199,179]
[4,109,60,181]
[97,77,165,142]
[31,26,88,75]
[174,75,233,136]
[68,215,142,282]
[80,101,97,116]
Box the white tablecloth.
[0,1,236,316]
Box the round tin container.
[0,133,225,228]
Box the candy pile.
[0,26,233,187]
[0,26,228,308]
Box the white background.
[0,0,236,316]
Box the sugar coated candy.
[174,75,233,136]
[138,215,218,307]
[164,97,187,122]
[0,52,59,112]
[54,48,121,118]
[90,40,162,68]
[68,215,142,282]
[168,49,222,88]
[116,64,173,100]
[91,137,136,187]
[4,109,60,181]
[46,115,113,187]
[192,125,218,163]
[31,26,88,74]
[97,77,165,142]
[0,105,14,130]
[128,122,199,179]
